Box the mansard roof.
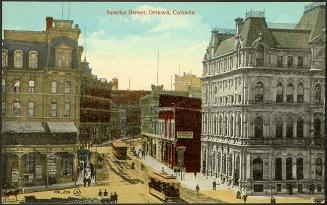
[270,29,311,49]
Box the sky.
[3,2,310,90]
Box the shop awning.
[47,122,77,133]
[2,121,45,133]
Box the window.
[51,102,57,117]
[277,56,283,67]
[2,79,5,94]
[287,56,293,68]
[277,184,282,192]
[297,84,304,103]
[276,82,283,103]
[275,117,283,138]
[286,117,293,138]
[230,116,233,136]
[253,158,263,180]
[2,49,8,67]
[13,101,21,117]
[64,81,71,94]
[64,102,70,117]
[28,101,35,117]
[297,118,304,138]
[254,82,264,102]
[237,115,241,137]
[315,158,322,177]
[2,102,5,116]
[256,44,264,66]
[286,157,292,180]
[14,81,20,94]
[28,80,35,93]
[314,84,321,103]
[56,48,72,68]
[25,153,35,174]
[51,81,58,94]
[62,154,73,176]
[275,158,282,180]
[29,51,38,68]
[14,50,23,68]
[296,158,303,180]
[254,117,263,138]
[218,116,222,135]
[298,184,303,193]
[297,56,303,68]
[286,83,294,103]
[314,119,321,138]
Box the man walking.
[196,184,200,195]
[242,194,248,204]
[213,180,217,190]
[114,192,118,204]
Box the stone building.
[174,72,202,98]
[80,61,114,146]
[2,17,82,187]
[201,3,325,195]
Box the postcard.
[1,1,325,204]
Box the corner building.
[2,17,82,187]
[201,3,325,195]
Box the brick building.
[2,17,82,187]
[201,3,325,195]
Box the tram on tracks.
[112,140,128,160]
[148,171,181,202]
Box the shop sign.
[12,169,19,183]
[177,131,193,139]
[48,154,57,176]
[36,165,42,178]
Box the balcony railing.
[246,10,265,19]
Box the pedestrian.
[83,176,87,187]
[86,169,91,187]
[110,193,114,204]
[242,194,247,204]
[213,180,217,190]
[103,189,108,197]
[162,167,165,173]
[196,184,200,194]
[194,171,197,179]
[98,189,102,197]
[114,192,118,204]
[270,196,276,204]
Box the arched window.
[314,84,321,103]
[13,101,21,117]
[230,116,234,136]
[254,117,263,138]
[28,101,34,117]
[286,83,294,103]
[286,157,293,180]
[297,118,304,138]
[254,82,264,102]
[51,102,57,117]
[314,118,321,138]
[276,82,283,103]
[14,50,23,68]
[297,84,304,103]
[14,81,20,93]
[29,80,35,93]
[65,81,71,94]
[2,49,8,67]
[296,158,303,180]
[276,117,283,138]
[256,44,264,66]
[29,51,38,68]
[51,81,58,94]
[286,117,293,138]
[315,158,322,177]
[253,158,263,180]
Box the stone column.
[73,153,78,185]
[310,115,314,138]
[292,159,297,180]
[17,153,24,188]
[246,154,251,180]
[283,121,287,138]
[294,86,297,102]
[282,157,286,180]
[231,152,235,180]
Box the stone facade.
[2,17,82,188]
[201,4,325,195]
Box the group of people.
[98,189,118,204]
[137,148,146,159]
[80,161,96,187]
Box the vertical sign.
[12,169,19,183]
[48,154,57,176]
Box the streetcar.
[112,140,128,160]
[148,171,180,202]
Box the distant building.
[80,59,114,146]
[2,17,82,187]
[112,77,118,91]
[201,3,325,195]
[174,72,201,98]
[140,85,202,172]
[111,90,151,139]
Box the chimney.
[46,17,53,31]
[235,17,243,36]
